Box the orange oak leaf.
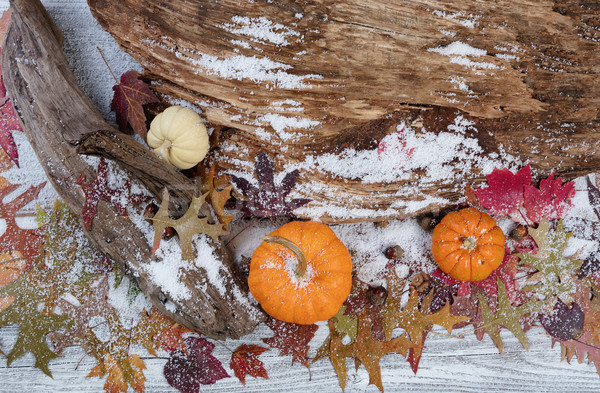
[0,250,25,311]
[406,331,428,374]
[89,354,146,393]
[133,307,175,357]
[155,323,192,354]
[230,344,269,385]
[382,272,469,343]
[197,164,234,230]
[329,312,415,392]
[111,70,159,138]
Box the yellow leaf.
[151,189,227,260]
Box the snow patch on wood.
[220,16,301,47]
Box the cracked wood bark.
[2,0,264,339]
[88,0,600,223]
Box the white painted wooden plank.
[1,325,600,392]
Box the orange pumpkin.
[248,221,353,324]
[431,208,505,281]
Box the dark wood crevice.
[2,0,265,339]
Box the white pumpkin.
[147,106,209,169]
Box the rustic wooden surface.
[0,1,599,391]
[87,0,600,222]
[1,324,600,392]
[1,0,263,339]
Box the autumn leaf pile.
[3,12,600,388]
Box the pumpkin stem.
[463,236,477,250]
[264,235,308,278]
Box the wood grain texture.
[1,325,600,392]
[87,0,600,222]
[1,0,264,339]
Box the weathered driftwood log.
[2,0,264,339]
[88,0,600,223]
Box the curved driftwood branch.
[2,0,264,339]
[88,0,600,223]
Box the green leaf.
[477,280,540,353]
[519,219,582,303]
[382,271,469,343]
[329,312,415,392]
[0,278,72,376]
[333,305,357,344]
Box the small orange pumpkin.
[431,207,505,281]
[248,221,353,324]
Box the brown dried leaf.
[151,189,227,260]
[330,312,415,392]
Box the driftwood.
[2,0,264,339]
[88,0,600,223]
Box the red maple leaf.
[76,158,147,230]
[0,181,46,269]
[164,337,229,392]
[523,172,575,223]
[474,164,531,220]
[262,317,318,369]
[230,344,269,385]
[0,47,22,167]
[111,70,159,138]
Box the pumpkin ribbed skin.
[431,208,505,281]
[147,106,209,169]
[248,221,353,325]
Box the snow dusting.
[333,220,435,285]
[256,113,320,141]
[221,16,301,47]
[428,41,500,71]
[175,49,323,90]
[431,10,481,29]
[1,132,59,210]
[291,116,517,185]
